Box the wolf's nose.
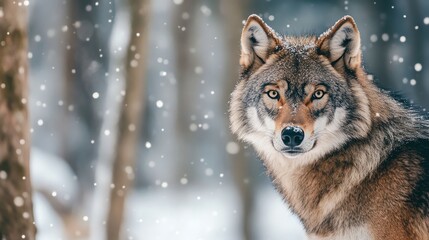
[281,126,304,147]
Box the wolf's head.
[230,15,372,165]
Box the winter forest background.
[1,0,429,239]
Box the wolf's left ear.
[316,16,361,72]
[240,14,282,71]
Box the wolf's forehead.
[249,36,329,85]
[274,52,321,83]
[279,38,318,69]
[282,36,317,52]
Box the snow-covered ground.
[31,147,306,240]
[124,186,306,240]
[33,185,306,240]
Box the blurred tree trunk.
[369,1,395,89]
[63,0,112,198]
[408,1,427,109]
[172,0,197,183]
[0,1,36,239]
[59,0,114,237]
[220,1,254,240]
[106,0,150,239]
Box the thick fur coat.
[229,15,429,240]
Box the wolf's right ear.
[316,16,362,73]
[240,14,282,71]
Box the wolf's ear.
[316,16,361,73]
[240,14,282,71]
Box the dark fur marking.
[406,140,429,216]
[255,53,266,65]
[250,34,259,45]
[385,90,429,120]
[247,30,267,65]
[331,51,346,66]
[293,57,300,72]
[340,38,352,48]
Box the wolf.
[229,14,429,240]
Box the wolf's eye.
[266,90,280,100]
[312,90,325,100]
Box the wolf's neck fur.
[264,70,423,235]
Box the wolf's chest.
[307,225,373,240]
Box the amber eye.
[312,90,325,100]
[266,90,280,100]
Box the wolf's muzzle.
[281,126,304,148]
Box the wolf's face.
[230,15,372,165]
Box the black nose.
[281,126,304,147]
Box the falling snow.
[14,196,24,207]
[205,168,214,176]
[226,142,240,155]
[180,178,188,185]
[414,63,422,72]
[200,5,212,16]
[156,100,163,108]
[20,1,428,240]
[0,171,7,180]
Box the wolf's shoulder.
[391,138,429,216]
[407,139,429,217]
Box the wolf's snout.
[281,126,304,147]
